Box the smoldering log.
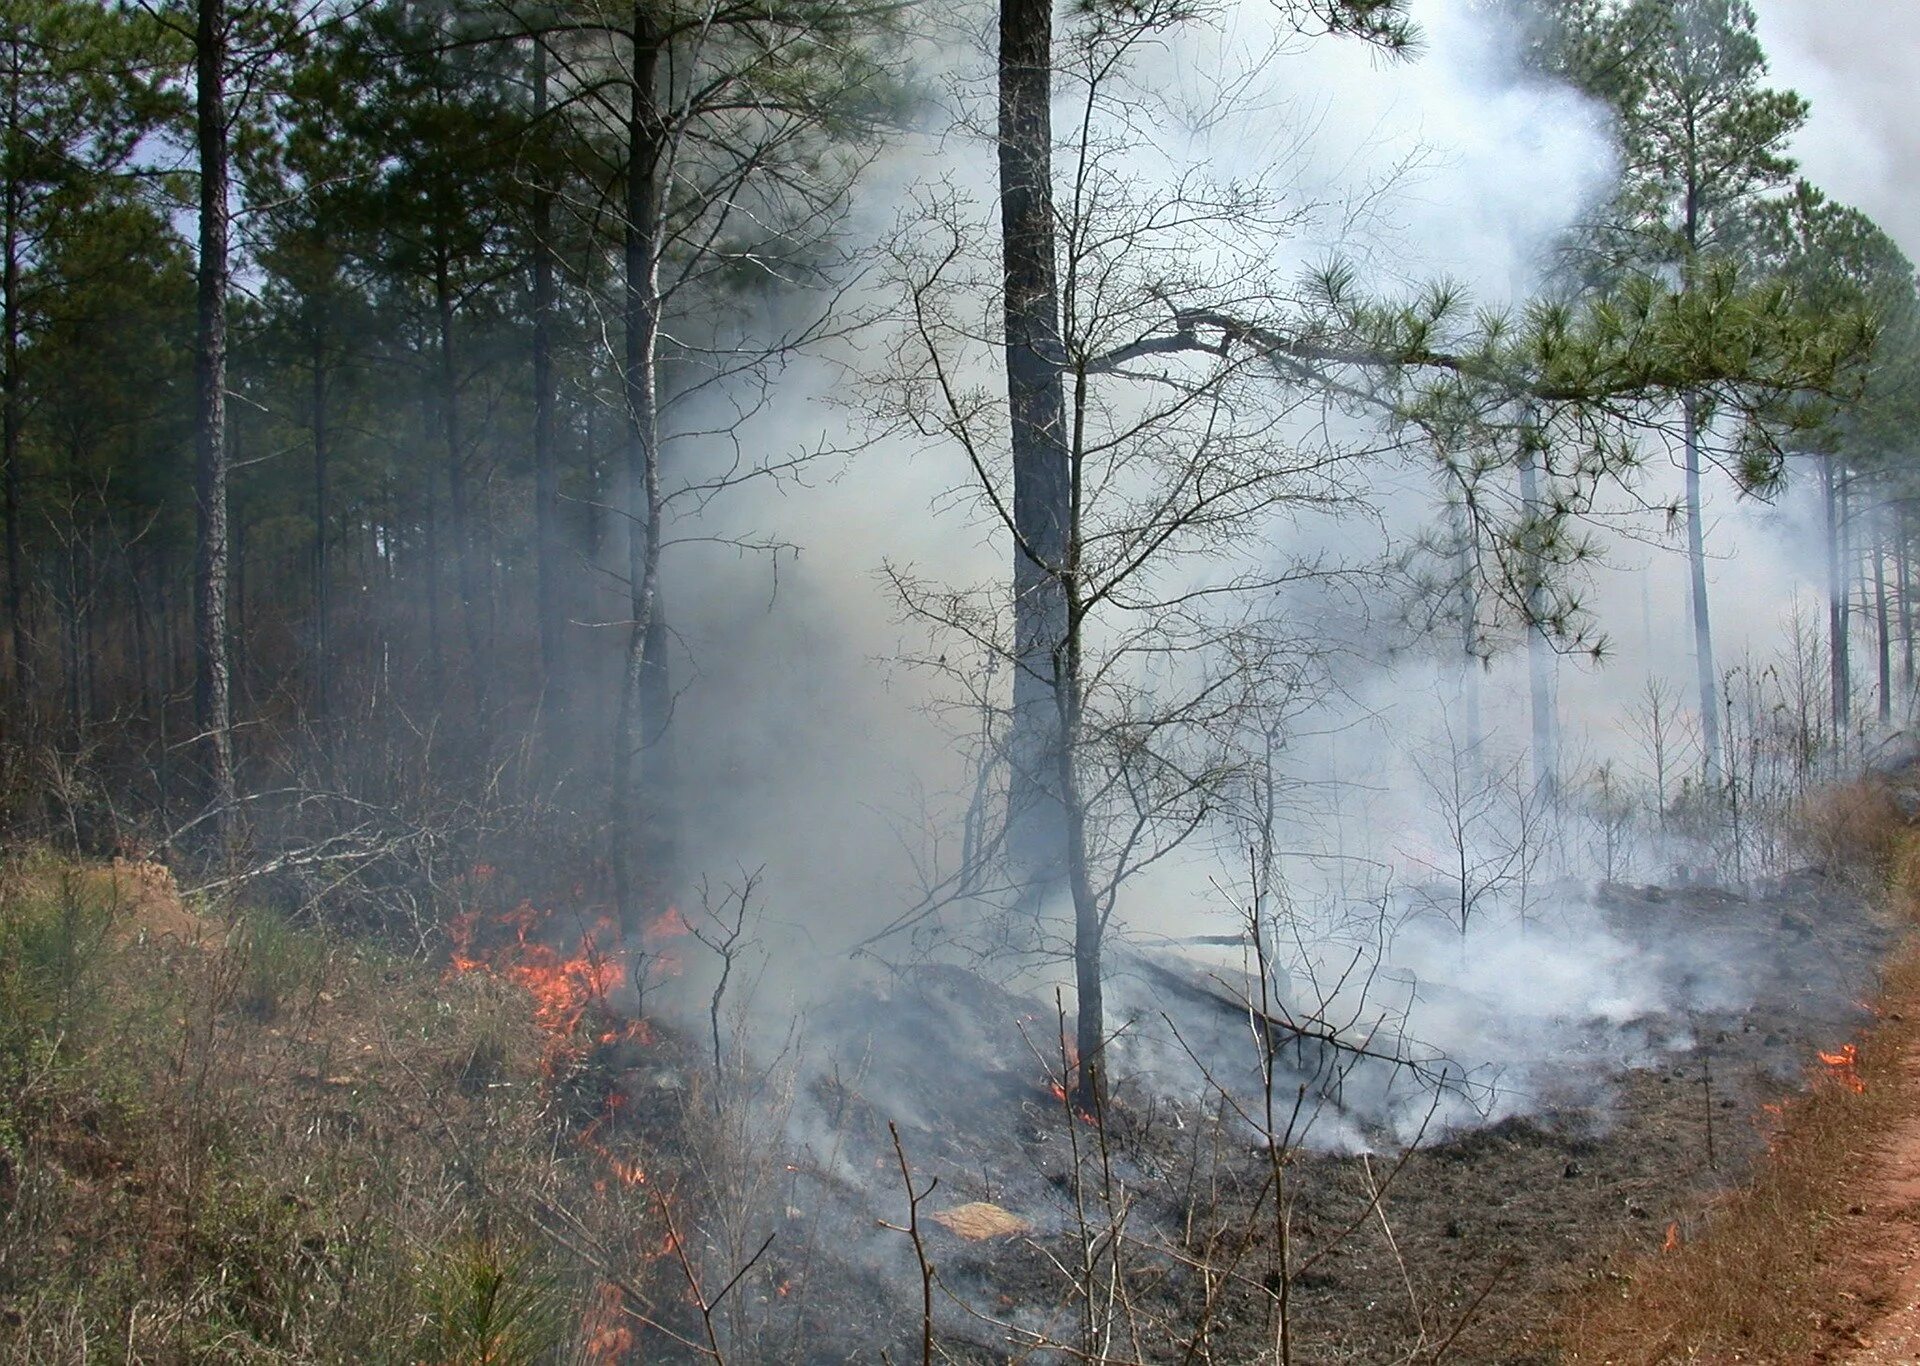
[1116,944,1471,1118]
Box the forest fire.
[1817,1044,1866,1094]
[447,901,624,1053]
[580,1091,649,1188]
[1045,1053,1099,1123]
[581,1284,635,1362]
[1046,1077,1097,1121]
[446,891,688,1063]
[448,890,688,1361]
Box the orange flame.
[1817,1043,1865,1094]
[1661,1221,1680,1254]
[1750,1099,1789,1154]
[449,890,687,1356]
[1046,1078,1098,1124]
[448,901,638,1069]
[579,1094,649,1188]
[581,1281,633,1362]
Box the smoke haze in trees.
[1756,1,1920,263]
[628,0,1873,1144]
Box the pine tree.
[1745,183,1920,736]
[1545,0,1809,789]
[0,0,167,692]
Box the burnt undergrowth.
[0,733,1908,1363]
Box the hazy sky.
[1755,2,1920,262]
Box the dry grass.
[1792,778,1913,888]
[1552,816,1920,1365]
[0,847,674,1364]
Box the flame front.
[448,892,687,1361]
[1817,1043,1865,1094]
[581,1282,634,1361]
[449,901,629,1066]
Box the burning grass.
[0,846,679,1364]
[5,818,1911,1364]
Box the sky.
[1756,1,1920,264]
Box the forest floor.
[791,871,1896,1363]
[2,804,1916,1363]
[1549,784,1920,1365]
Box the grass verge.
[0,846,667,1364]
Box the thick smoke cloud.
[634,0,1877,1146]
[1756,1,1920,263]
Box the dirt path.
[1797,1006,1920,1360]
[1842,1040,1920,1363]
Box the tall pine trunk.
[311,335,330,720]
[1682,393,1720,793]
[1900,502,1913,703]
[611,6,663,933]
[1875,527,1891,726]
[434,251,485,703]
[1825,451,1849,738]
[59,479,79,744]
[2,47,23,692]
[192,0,236,844]
[999,0,1072,894]
[531,39,565,744]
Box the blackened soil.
[639,871,1893,1363]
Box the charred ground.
[0,833,1901,1364]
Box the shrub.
[1790,778,1910,885]
[422,1234,571,1366]
[229,906,329,1022]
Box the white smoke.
[638,0,1879,1146]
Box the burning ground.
[746,871,1895,1362]
[0,829,1903,1364]
[415,848,1901,1357]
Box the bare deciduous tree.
[874,2,1412,1105]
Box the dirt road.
[1841,1039,1920,1363]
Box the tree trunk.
[1059,632,1104,1111]
[60,493,78,744]
[2,45,23,692]
[999,0,1072,893]
[434,250,485,701]
[1517,433,1556,802]
[1825,452,1849,737]
[611,5,663,933]
[1876,525,1892,726]
[192,0,236,844]
[1682,393,1720,792]
[129,544,154,719]
[311,334,330,720]
[531,38,565,741]
[421,403,443,694]
[1900,502,1913,704]
[156,546,176,702]
[231,454,246,701]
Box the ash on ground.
[635,870,1891,1363]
